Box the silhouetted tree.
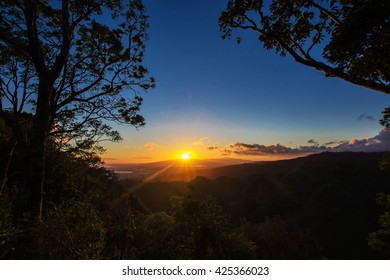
[379,106,390,173]
[0,0,154,220]
[115,194,256,260]
[368,107,390,255]
[368,192,390,256]
[380,107,390,129]
[240,217,322,259]
[220,0,390,94]
[35,200,107,259]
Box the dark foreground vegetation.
[0,135,255,259]
[2,129,390,259]
[126,152,390,259]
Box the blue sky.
[104,0,389,163]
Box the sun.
[180,152,191,161]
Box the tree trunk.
[23,123,48,220]
[11,81,52,258]
[14,81,52,222]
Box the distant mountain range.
[192,151,388,179]
[107,152,388,182]
[117,151,390,259]
[106,157,253,181]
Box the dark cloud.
[307,139,319,145]
[207,146,233,155]
[221,148,233,155]
[227,142,328,156]
[229,142,300,155]
[324,140,339,146]
[357,114,377,122]
[207,129,390,158]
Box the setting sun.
[180,152,191,161]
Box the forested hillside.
[128,152,390,259]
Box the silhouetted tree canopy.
[368,106,390,255]
[380,107,390,129]
[0,0,154,219]
[220,0,390,94]
[368,193,390,255]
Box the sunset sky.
[103,0,390,163]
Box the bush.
[36,200,106,259]
[0,190,18,259]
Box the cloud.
[307,139,319,146]
[226,142,328,156]
[357,114,377,122]
[331,129,390,152]
[193,137,208,146]
[207,129,390,158]
[324,140,339,146]
[143,143,161,151]
[229,143,298,155]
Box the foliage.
[116,195,256,260]
[0,190,18,259]
[0,0,155,220]
[380,154,390,174]
[170,195,256,259]
[368,193,390,255]
[35,200,106,259]
[240,216,322,259]
[0,0,154,142]
[369,107,390,255]
[220,0,390,94]
[380,107,390,129]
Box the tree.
[35,200,107,259]
[119,195,256,259]
[367,106,390,256]
[368,193,390,256]
[380,106,390,129]
[0,0,155,220]
[220,0,390,95]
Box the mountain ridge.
[156,151,388,181]
[110,151,388,181]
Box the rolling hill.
[110,151,388,181]
[118,152,390,259]
[106,157,253,181]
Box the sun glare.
[180,152,191,161]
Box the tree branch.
[23,0,48,76]
[236,19,390,95]
[311,2,341,25]
[51,0,72,79]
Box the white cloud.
[192,137,208,146]
[143,143,161,151]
